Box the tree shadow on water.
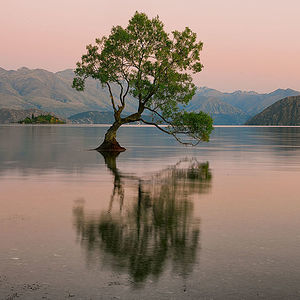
[73,151,212,287]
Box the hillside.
[0,67,137,117]
[245,96,300,125]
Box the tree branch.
[116,81,124,106]
[140,119,201,146]
[121,112,141,124]
[143,77,158,104]
[144,106,172,125]
[122,78,130,103]
[106,83,117,112]
[140,119,171,134]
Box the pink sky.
[1,0,300,92]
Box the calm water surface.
[0,125,300,299]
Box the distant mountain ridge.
[186,95,249,124]
[0,67,299,124]
[245,96,300,125]
[190,87,300,116]
[0,67,138,118]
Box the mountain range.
[0,67,138,118]
[0,67,299,124]
[186,87,299,124]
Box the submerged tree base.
[95,139,126,152]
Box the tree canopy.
[73,12,213,150]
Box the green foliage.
[73,12,213,145]
[172,111,214,143]
[18,114,65,124]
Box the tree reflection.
[73,152,212,286]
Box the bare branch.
[144,106,172,125]
[140,119,172,134]
[122,78,130,103]
[116,81,124,106]
[140,119,200,146]
[106,83,117,112]
[143,78,158,104]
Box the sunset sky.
[1,0,300,92]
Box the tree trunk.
[95,121,126,152]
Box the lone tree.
[73,12,213,151]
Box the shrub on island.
[18,114,65,124]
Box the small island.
[18,114,65,124]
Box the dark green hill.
[245,96,300,125]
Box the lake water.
[0,125,300,299]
